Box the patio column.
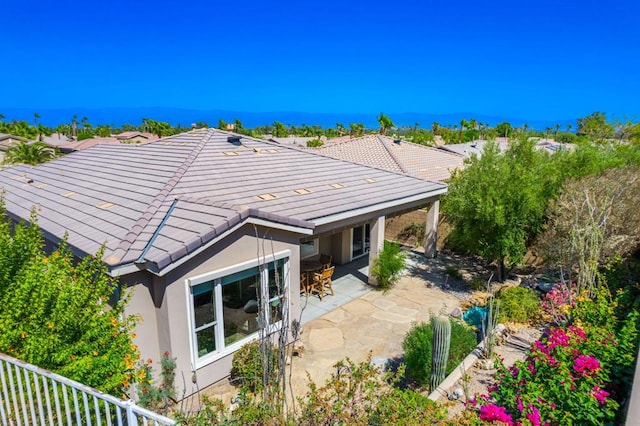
[368,215,385,285]
[424,200,440,258]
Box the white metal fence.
[0,353,175,426]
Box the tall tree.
[33,112,40,127]
[443,138,551,281]
[349,123,365,138]
[272,121,288,137]
[4,142,56,165]
[377,113,394,135]
[577,111,614,142]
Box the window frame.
[300,239,319,259]
[185,250,291,369]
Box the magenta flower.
[590,386,610,405]
[573,355,602,376]
[479,403,513,424]
[526,406,541,426]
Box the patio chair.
[319,253,332,270]
[313,266,335,299]
[300,273,309,296]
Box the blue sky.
[1,0,638,121]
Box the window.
[187,253,289,367]
[300,239,318,259]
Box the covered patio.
[299,256,370,324]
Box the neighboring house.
[440,137,574,158]
[312,135,465,183]
[306,135,465,245]
[57,137,123,153]
[439,138,510,158]
[42,134,75,147]
[0,133,32,151]
[114,131,160,144]
[0,129,444,396]
[534,138,576,153]
[268,135,327,146]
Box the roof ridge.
[377,135,410,174]
[108,130,215,264]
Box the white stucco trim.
[312,189,447,226]
[185,250,292,370]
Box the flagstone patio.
[289,252,462,397]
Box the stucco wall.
[121,224,301,398]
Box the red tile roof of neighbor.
[0,129,446,274]
[308,135,466,182]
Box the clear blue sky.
[1,0,638,121]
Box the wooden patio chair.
[313,266,335,299]
[300,273,309,296]
[319,253,332,270]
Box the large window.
[187,253,289,367]
[300,239,318,259]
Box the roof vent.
[329,183,345,189]
[227,135,242,146]
[393,139,402,144]
[256,193,278,201]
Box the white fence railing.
[0,353,175,426]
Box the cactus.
[430,315,451,392]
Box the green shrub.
[371,240,406,291]
[230,341,278,393]
[497,286,541,323]
[306,139,324,147]
[445,265,462,279]
[402,318,477,386]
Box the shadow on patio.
[299,255,370,324]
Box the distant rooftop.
[307,134,465,182]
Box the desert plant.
[430,315,451,392]
[445,265,462,279]
[403,318,476,386]
[371,240,406,291]
[497,286,541,323]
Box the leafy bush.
[306,139,324,147]
[402,318,477,386]
[371,240,406,291]
[230,340,278,393]
[0,205,138,396]
[497,286,541,323]
[298,358,447,425]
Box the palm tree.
[4,142,56,165]
[377,113,394,135]
[33,112,40,127]
[554,124,560,141]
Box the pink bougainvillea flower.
[479,403,513,424]
[573,355,602,376]
[526,406,541,426]
[590,386,610,405]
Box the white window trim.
[185,250,291,370]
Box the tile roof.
[309,135,465,182]
[439,139,510,158]
[0,129,446,273]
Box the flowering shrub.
[540,281,578,325]
[135,351,177,411]
[476,324,619,425]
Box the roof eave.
[312,186,447,227]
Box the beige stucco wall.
[121,224,301,397]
